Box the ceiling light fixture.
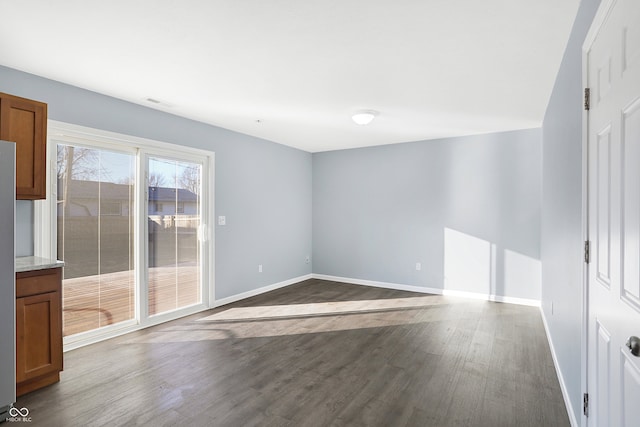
[352,110,378,125]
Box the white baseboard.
[313,273,443,295]
[214,274,541,311]
[540,308,579,427]
[312,274,541,307]
[213,273,313,307]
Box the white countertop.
[15,256,64,273]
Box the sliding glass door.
[147,157,202,316]
[57,144,136,336]
[53,133,211,343]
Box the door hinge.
[584,88,591,111]
[583,392,589,417]
[584,240,591,264]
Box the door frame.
[581,1,618,426]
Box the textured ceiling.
[0,0,580,152]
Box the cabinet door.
[0,93,47,199]
[16,291,63,383]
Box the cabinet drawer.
[16,268,61,298]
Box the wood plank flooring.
[15,279,570,427]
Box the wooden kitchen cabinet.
[0,92,47,200]
[16,268,63,396]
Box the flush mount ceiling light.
[352,110,378,125]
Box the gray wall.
[15,201,33,257]
[0,65,312,299]
[313,128,542,300]
[541,0,600,422]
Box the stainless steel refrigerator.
[0,141,16,420]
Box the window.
[44,121,214,349]
[149,201,164,213]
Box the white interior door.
[587,0,640,425]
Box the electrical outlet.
[258,264,263,273]
[416,262,421,271]
[305,256,310,264]
[218,216,226,226]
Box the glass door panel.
[147,157,201,316]
[57,144,135,336]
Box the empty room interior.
[1,0,639,426]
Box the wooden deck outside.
[62,265,200,336]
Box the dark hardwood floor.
[15,279,569,427]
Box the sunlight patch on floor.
[120,296,479,344]
[200,296,446,322]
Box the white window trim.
[36,119,215,351]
